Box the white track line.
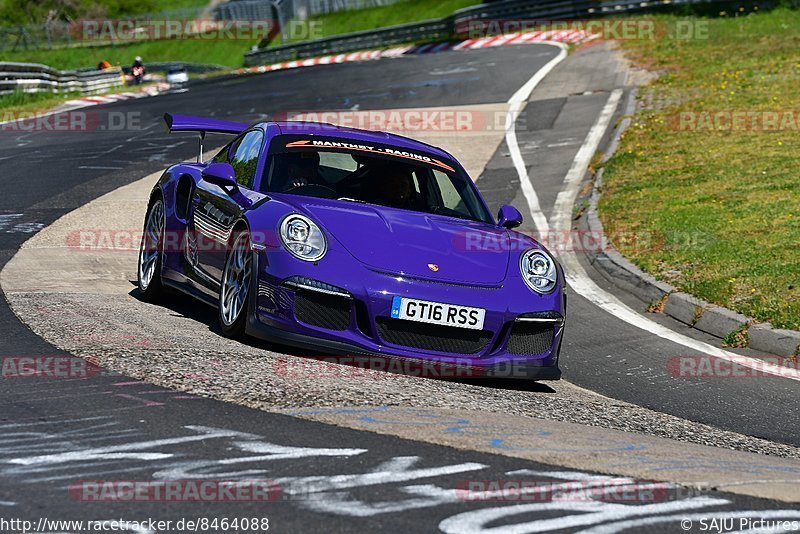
[509,54,800,381]
[505,42,567,236]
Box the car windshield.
[262,136,493,223]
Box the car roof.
[269,121,456,163]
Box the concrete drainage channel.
[3,123,800,505]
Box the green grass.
[0,88,79,115]
[599,8,800,330]
[1,38,253,70]
[0,83,164,115]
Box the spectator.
[131,56,145,84]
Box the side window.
[211,142,233,164]
[229,130,263,189]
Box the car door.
[193,129,264,289]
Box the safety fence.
[0,62,124,96]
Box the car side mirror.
[201,162,253,209]
[497,205,523,229]
[201,162,238,190]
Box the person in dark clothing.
[131,56,145,84]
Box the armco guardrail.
[244,0,746,66]
[245,16,454,65]
[0,62,124,96]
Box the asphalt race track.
[1,43,799,532]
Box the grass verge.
[0,88,84,116]
[599,8,800,330]
[0,83,164,116]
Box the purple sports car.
[137,114,565,380]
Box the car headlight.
[279,214,327,261]
[520,248,558,294]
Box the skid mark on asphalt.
[0,213,44,234]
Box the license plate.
[390,296,485,330]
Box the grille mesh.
[376,317,492,355]
[294,290,351,331]
[507,322,555,356]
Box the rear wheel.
[137,198,165,301]
[219,229,252,338]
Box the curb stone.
[749,323,800,358]
[583,86,800,361]
[663,292,707,326]
[693,306,750,341]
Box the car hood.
[291,198,511,285]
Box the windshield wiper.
[337,197,367,203]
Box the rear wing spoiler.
[163,113,250,162]
[163,113,248,135]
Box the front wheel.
[219,229,252,338]
[137,198,165,301]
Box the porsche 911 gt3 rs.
[137,114,565,380]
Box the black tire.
[218,229,252,338]
[137,197,166,302]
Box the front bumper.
[245,250,565,380]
